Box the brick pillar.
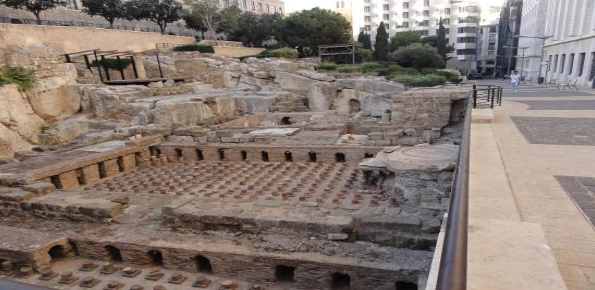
[81,164,101,184]
[136,150,151,167]
[58,171,80,189]
[120,154,137,171]
[102,159,121,177]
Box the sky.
[284,0,506,13]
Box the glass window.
[402,22,409,28]
[403,2,409,9]
[383,4,389,10]
[548,55,552,71]
[403,12,409,18]
[553,55,558,72]
[568,53,574,75]
[364,6,370,12]
[383,14,390,20]
[578,53,586,77]
[590,52,595,81]
[560,54,566,73]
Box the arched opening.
[335,153,346,163]
[261,151,269,162]
[395,281,417,290]
[241,150,248,161]
[194,255,213,274]
[149,146,161,157]
[117,156,125,172]
[284,151,293,162]
[175,148,183,158]
[50,175,62,189]
[279,116,293,125]
[104,245,122,262]
[218,149,226,161]
[364,153,374,158]
[48,245,67,260]
[196,149,204,161]
[148,250,163,266]
[308,152,317,163]
[348,99,361,114]
[275,265,295,283]
[332,273,351,289]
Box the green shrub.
[265,48,299,59]
[337,65,363,73]
[0,65,35,90]
[386,64,419,78]
[421,68,438,75]
[91,58,132,70]
[172,44,215,53]
[317,62,338,71]
[357,49,374,62]
[391,74,446,88]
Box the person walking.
[510,71,520,92]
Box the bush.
[172,44,215,53]
[91,58,132,70]
[421,68,438,75]
[391,74,446,88]
[264,48,299,59]
[317,62,338,71]
[0,65,35,90]
[389,43,445,71]
[357,49,374,62]
[337,65,363,73]
[387,64,419,77]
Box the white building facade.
[515,0,549,82]
[520,0,595,87]
[336,0,483,73]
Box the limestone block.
[274,72,323,94]
[0,84,45,144]
[22,182,55,196]
[0,122,32,158]
[81,164,101,184]
[307,83,336,111]
[58,171,79,189]
[26,83,82,122]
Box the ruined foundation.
[0,45,471,290]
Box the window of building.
[466,6,479,13]
[419,30,429,36]
[364,6,370,12]
[457,37,476,43]
[266,4,269,12]
[458,27,477,33]
[442,19,450,25]
[403,12,409,18]
[590,52,595,81]
[402,22,409,28]
[458,17,479,23]
[383,14,390,20]
[444,8,451,14]
[383,4,389,10]
[457,49,476,55]
[489,26,496,33]
[385,23,389,29]
[403,2,409,9]
[578,53,586,77]
[424,0,429,6]
[568,53,575,75]
[251,1,255,10]
[224,0,229,7]
[488,43,495,50]
[279,7,282,13]
[560,54,566,73]
[548,55,552,71]
[419,20,429,26]
[242,0,247,8]
[422,10,429,17]
[553,55,559,72]
[365,16,371,22]
[364,25,371,31]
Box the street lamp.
[514,35,553,83]
[503,45,529,78]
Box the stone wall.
[0,24,195,53]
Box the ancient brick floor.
[555,176,595,227]
[511,116,595,146]
[83,161,395,209]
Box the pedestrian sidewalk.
[468,82,595,290]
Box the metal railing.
[0,16,197,37]
[472,84,503,108]
[435,96,472,290]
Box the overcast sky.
[285,0,506,13]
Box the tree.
[373,22,389,61]
[275,8,351,57]
[218,5,242,35]
[1,0,65,24]
[81,0,127,28]
[228,12,282,47]
[389,43,445,71]
[420,35,438,47]
[184,0,224,40]
[435,18,453,63]
[389,31,421,52]
[357,31,372,49]
[183,8,208,39]
[127,0,183,34]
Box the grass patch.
[0,65,35,90]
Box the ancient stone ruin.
[0,45,471,290]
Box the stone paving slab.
[516,100,595,110]
[511,116,595,146]
[555,176,595,227]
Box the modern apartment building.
[476,19,499,77]
[540,0,595,88]
[335,0,484,73]
[515,0,548,82]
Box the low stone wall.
[213,46,266,57]
[0,24,195,52]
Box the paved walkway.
[469,80,595,290]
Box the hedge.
[173,44,215,53]
[391,74,446,87]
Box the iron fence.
[472,85,503,108]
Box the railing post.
[472,85,477,108]
[490,87,495,109]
